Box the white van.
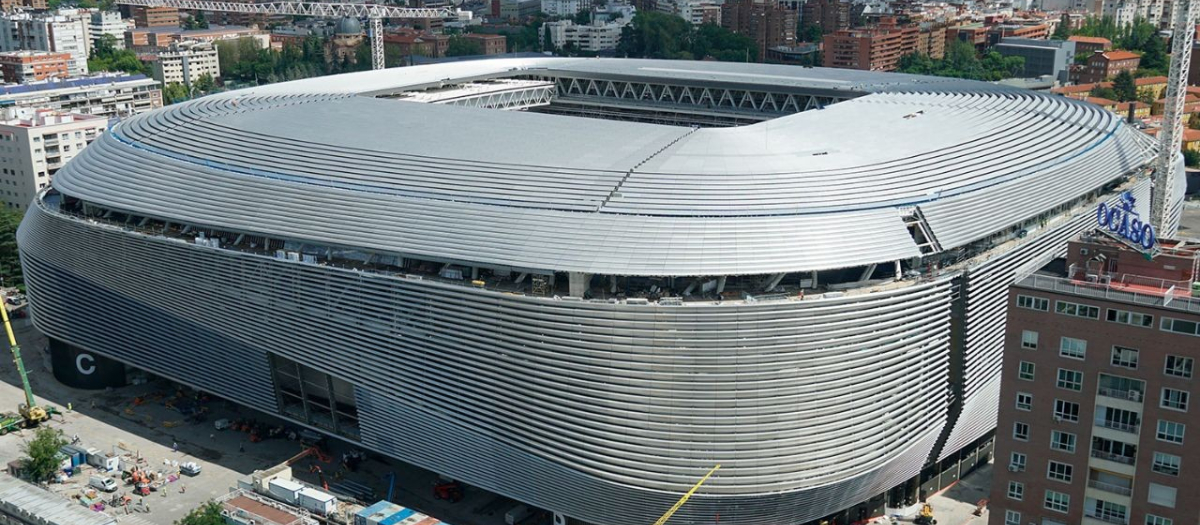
[89,475,118,492]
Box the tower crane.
[114,0,464,70]
[1152,0,1198,236]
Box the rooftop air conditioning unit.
[1008,464,1020,472]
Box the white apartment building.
[0,73,162,118]
[544,19,624,51]
[150,40,219,85]
[0,10,91,76]
[90,10,128,50]
[0,108,105,212]
[541,0,591,17]
[1101,0,1165,26]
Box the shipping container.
[267,478,304,504]
[296,487,336,515]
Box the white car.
[180,462,202,476]
[213,419,231,430]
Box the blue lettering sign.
[1097,192,1155,250]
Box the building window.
[1107,308,1153,327]
[1161,317,1200,336]
[1152,452,1180,476]
[1017,392,1033,411]
[1087,498,1128,523]
[1056,369,1083,391]
[1047,460,1072,482]
[1044,490,1070,513]
[1004,510,1021,525]
[1165,355,1193,378]
[1161,388,1189,412]
[1156,420,1185,444]
[1014,421,1030,441]
[1059,337,1087,359]
[1148,483,1177,508]
[1054,399,1079,422]
[1146,516,1172,525]
[1010,452,1027,472]
[1111,346,1139,369]
[1050,430,1076,453]
[1021,330,1039,349]
[1018,295,1049,311]
[1056,300,1100,319]
[1019,361,1036,381]
[1008,481,1024,501]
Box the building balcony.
[1096,420,1138,434]
[1087,479,1133,497]
[1084,510,1128,525]
[1097,387,1143,402]
[1090,449,1135,465]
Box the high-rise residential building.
[800,0,861,35]
[991,227,1199,525]
[822,17,917,71]
[914,23,946,59]
[544,18,626,51]
[0,51,70,83]
[0,74,162,118]
[0,108,104,212]
[90,10,128,50]
[147,40,219,86]
[720,0,796,61]
[1069,35,1112,55]
[0,10,91,76]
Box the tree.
[163,82,189,104]
[1137,88,1156,105]
[446,35,483,57]
[1112,70,1137,101]
[1090,86,1119,100]
[192,73,216,94]
[1184,148,1200,168]
[799,23,822,43]
[176,501,224,525]
[898,41,1023,81]
[0,207,21,289]
[1052,15,1070,40]
[21,428,67,483]
[617,12,756,62]
[88,34,149,76]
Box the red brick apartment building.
[0,51,69,83]
[721,0,796,62]
[822,17,916,71]
[463,33,507,55]
[1079,50,1141,84]
[990,230,1200,525]
[1070,35,1113,55]
[126,5,180,27]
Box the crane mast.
[1153,0,1197,236]
[115,0,462,70]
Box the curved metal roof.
[52,57,1158,276]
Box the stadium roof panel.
[52,58,1158,276]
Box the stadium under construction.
[15,58,1183,525]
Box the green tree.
[1090,86,1119,100]
[192,73,216,94]
[163,82,189,104]
[446,35,484,57]
[0,207,21,289]
[800,23,822,43]
[1112,70,1137,101]
[1184,149,1200,168]
[617,12,756,61]
[1137,88,1156,105]
[898,41,1023,81]
[88,34,149,76]
[176,501,224,525]
[1052,15,1070,40]
[21,428,67,483]
[572,9,591,24]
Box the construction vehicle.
[913,503,936,525]
[114,0,462,70]
[0,301,56,428]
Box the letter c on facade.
[76,354,95,375]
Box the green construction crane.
[1,304,52,427]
